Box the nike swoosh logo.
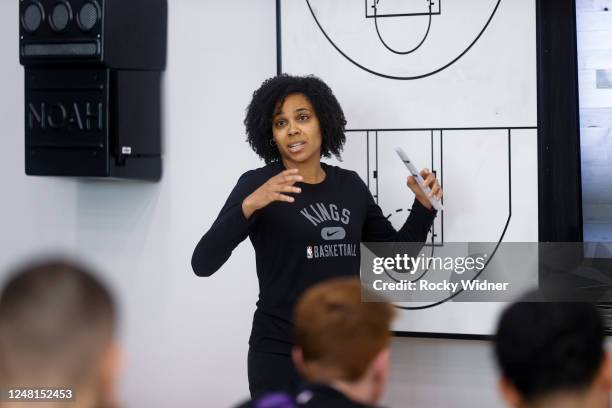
[321,226,346,241]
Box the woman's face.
[272,93,322,166]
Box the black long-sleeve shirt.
[192,161,436,354]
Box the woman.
[191,75,442,398]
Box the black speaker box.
[20,0,167,70]
[19,0,167,180]
[25,68,161,179]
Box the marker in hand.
[395,147,444,212]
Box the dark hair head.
[494,299,604,402]
[244,74,347,164]
[0,259,116,387]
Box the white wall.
[386,337,504,407]
[0,1,505,407]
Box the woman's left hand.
[407,169,443,211]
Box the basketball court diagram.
[341,127,515,309]
[277,0,539,313]
[338,127,516,245]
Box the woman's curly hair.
[244,74,347,164]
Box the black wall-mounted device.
[19,0,167,180]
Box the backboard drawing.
[365,0,442,18]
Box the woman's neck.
[282,159,325,184]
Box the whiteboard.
[279,0,538,335]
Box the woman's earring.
[269,139,276,146]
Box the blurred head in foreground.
[292,277,395,406]
[494,298,612,408]
[0,259,120,408]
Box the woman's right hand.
[242,168,303,219]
